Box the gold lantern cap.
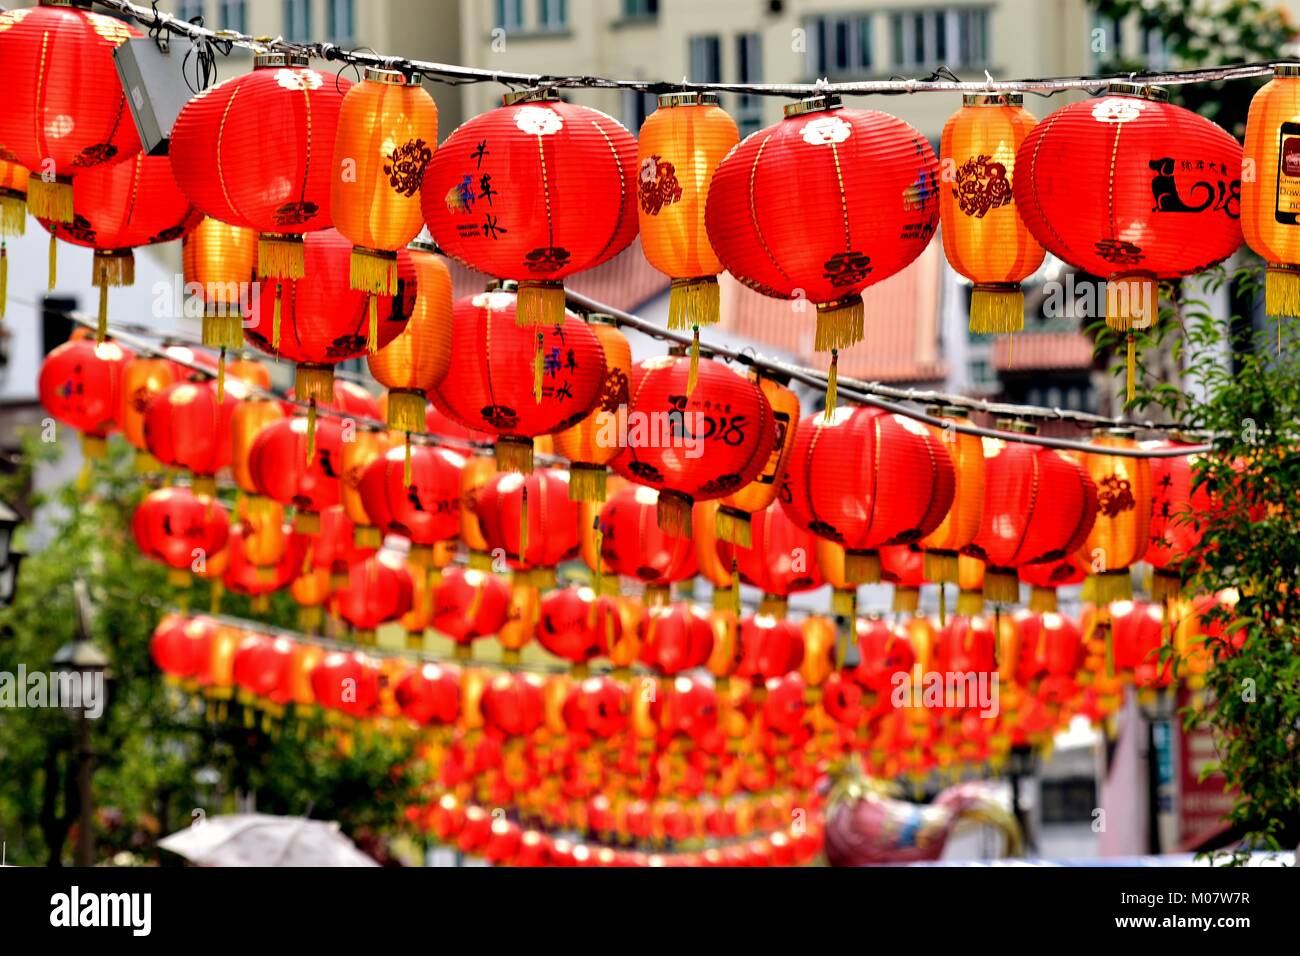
[658,91,721,108]
[1093,426,1135,439]
[939,404,971,419]
[1104,81,1169,102]
[408,237,439,254]
[670,343,715,360]
[503,87,561,106]
[784,93,842,118]
[1008,420,1040,435]
[365,67,417,86]
[1274,63,1300,78]
[254,52,311,69]
[962,92,1023,107]
[586,312,618,326]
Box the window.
[622,0,659,19]
[538,0,567,31]
[688,35,721,84]
[889,8,988,71]
[219,0,245,33]
[283,0,311,42]
[735,32,763,138]
[175,0,205,23]
[327,0,354,43]
[806,14,872,77]
[495,0,523,30]
[622,89,657,133]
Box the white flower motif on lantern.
[801,115,852,146]
[515,106,564,137]
[276,69,324,91]
[1090,98,1146,124]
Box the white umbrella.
[158,814,378,867]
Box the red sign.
[1177,688,1235,850]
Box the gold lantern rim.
[364,67,417,86]
[503,87,561,106]
[784,93,842,117]
[1274,63,1300,78]
[254,52,311,70]
[961,92,1023,107]
[1104,81,1169,102]
[669,343,716,360]
[657,91,721,108]
[586,312,618,326]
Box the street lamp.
[51,579,111,867]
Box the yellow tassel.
[306,402,318,466]
[1126,331,1136,403]
[831,588,854,616]
[216,349,226,403]
[968,284,1024,334]
[1007,333,1013,370]
[592,518,603,598]
[0,240,6,319]
[202,309,244,350]
[892,586,920,614]
[715,507,752,548]
[842,549,881,584]
[1105,274,1157,332]
[48,233,57,290]
[849,594,858,647]
[272,282,283,350]
[0,192,26,236]
[730,558,741,616]
[656,491,693,538]
[368,293,379,353]
[516,280,566,326]
[258,234,306,279]
[668,276,721,330]
[404,434,413,487]
[533,332,544,403]
[924,551,958,583]
[96,283,109,342]
[519,484,529,564]
[984,568,1019,604]
[823,350,838,424]
[385,389,426,432]
[1265,263,1300,319]
[209,580,224,616]
[1028,585,1057,614]
[495,436,534,474]
[350,247,398,295]
[687,326,700,396]
[567,464,607,501]
[815,297,864,351]
[938,581,947,627]
[28,177,73,224]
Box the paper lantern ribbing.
[780,406,955,584]
[551,315,633,501]
[395,662,461,725]
[169,53,349,283]
[367,241,453,443]
[38,337,133,461]
[714,370,801,548]
[223,524,303,611]
[637,92,738,330]
[357,444,465,563]
[430,289,606,473]
[706,93,939,356]
[40,154,202,338]
[331,69,438,296]
[1079,429,1153,603]
[611,352,777,537]
[423,89,638,327]
[1014,84,1243,399]
[538,587,621,671]
[1241,64,1300,338]
[248,416,344,532]
[0,4,141,223]
[940,94,1044,334]
[118,345,213,468]
[247,229,415,415]
[143,379,239,496]
[966,425,1098,604]
[598,484,698,604]
[475,468,578,587]
[919,407,985,583]
[334,553,415,643]
[640,603,714,677]
[1143,440,1214,599]
[431,566,512,658]
[720,502,823,618]
[134,487,230,586]
[182,218,258,355]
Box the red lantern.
[311,651,381,719]
[248,416,344,532]
[1143,440,1214,599]
[1011,610,1083,693]
[933,616,997,681]
[853,618,916,696]
[40,154,202,338]
[38,337,133,461]
[431,566,512,657]
[706,93,938,357]
[1014,85,1243,400]
[639,603,713,677]
[143,379,239,495]
[222,523,303,611]
[334,553,415,642]
[1019,554,1087,613]
[610,353,777,537]
[169,53,350,286]
[735,615,805,683]
[880,544,928,614]
[481,671,545,738]
[150,615,215,681]
[653,675,718,743]
[0,4,141,222]
[720,502,823,617]
[563,676,628,738]
[429,288,606,473]
[1110,600,1168,684]
[297,504,374,583]
[232,635,294,703]
[423,89,638,326]
[761,672,808,737]
[358,444,465,562]
[245,229,415,410]
[281,379,381,422]
[395,662,461,726]
[537,587,621,670]
[598,485,698,602]
[134,487,230,584]
[968,429,1098,603]
[781,406,955,583]
[475,468,578,587]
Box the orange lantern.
[551,314,632,502]
[497,581,541,666]
[1080,429,1153,603]
[331,69,437,297]
[459,450,499,567]
[940,94,1044,335]
[637,92,739,330]
[340,424,392,548]
[920,406,985,583]
[182,217,258,359]
[118,344,207,470]
[367,239,453,451]
[715,369,801,547]
[816,539,861,620]
[692,499,739,611]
